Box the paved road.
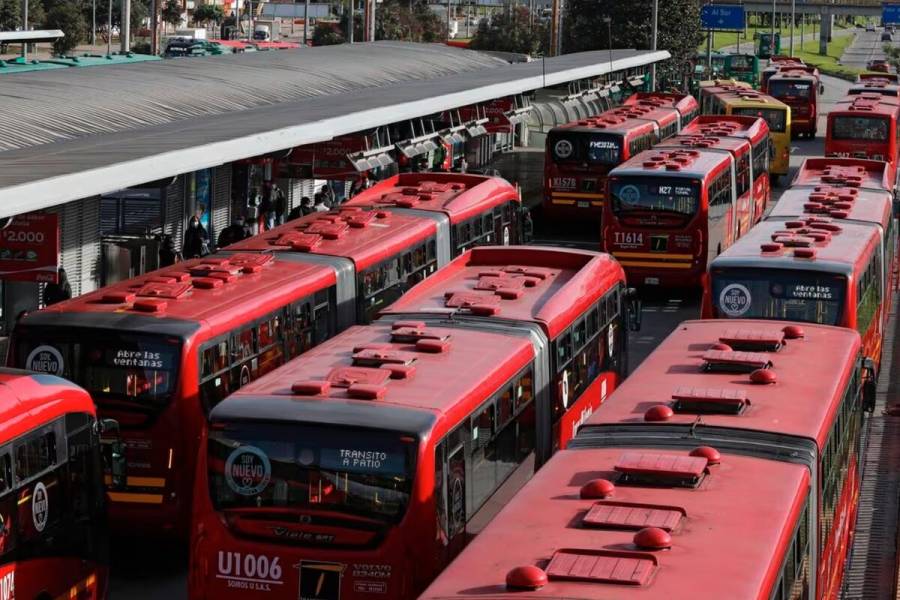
[841,28,896,69]
[109,75,853,600]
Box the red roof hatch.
[614,452,708,488]
[545,549,658,586]
[671,386,750,415]
[702,349,773,373]
[582,500,686,531]
[718,329,784,351]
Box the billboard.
[0,213,60,283]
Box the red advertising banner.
[455,98,515,134]
[0,213,60,283]
[290,135,369,180]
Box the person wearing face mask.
[183,215,210,259]
[217,215,251,248]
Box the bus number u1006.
[614,232,643,245]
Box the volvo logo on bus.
[719,283,752,317]
[32,482,48,532]
[25,345,63,376]
[225,446,271,496]
[554,139,574,159]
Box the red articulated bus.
[341,173,527,253]
[9,253,348,537]
[826,93,900,164]
[602,147,742,289]
[188,246,635,600]
[767,67,824,138]
[542,93,699,219]
[704,218,889,375]
[678,115,771,222]
[760,57,806,93]
[419,319,872,600]
[0,369,115,599]
[790,156,898,216]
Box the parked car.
[867,59,891,73]
[882,32,893,41]
[867,24,877,32]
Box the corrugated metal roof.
[0,42,669,218]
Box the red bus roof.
[582,319,860,448]
[656,133,748,156]
[791,157,895,192]
[771,65,820,80]
[849,79,900,94]
[611,147,732,179]
[711,218,879,274]
[858,72,900,83]
[213,321,533,434]
[419,446,808,600]
[770,55,805,64]
[830,93,900,118]
[380,246,625,339]
[767,186,893,227]
[342,173,519,224]
[680,114,769,142]
[20,253,336,338]
[622,92,699,117]
[606,103,680,127]
[552,115,659,138]
[224,206,435,271]
[0,369,95,441]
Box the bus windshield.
[710,268,846,325]
[728,55,754,71]
[610,177,700,217]
[831,116,890,141]
[14,329,180,412]
[768,80,812,99]
[732,107,787,133]
[208,422,417,527]
[548,131,622,165]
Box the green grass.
[702,25,796,52]
[793,33,863,81]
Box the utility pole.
[107,0,112,55]
[303,0,310,44]
[349,0,354,43]
[603,16,612,76]
[446,0,451,41]
[20,0,27,60]
[650,0,658,90]
[789,0,795,56]
[771,0,775,52]
[93,0,97,46]
[120,0,131,53]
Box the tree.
[562,0,702,89]
[312,21,344,45]
[192,3,223,27]
[883,44,900,72]
[469,6,546,55]
[0,0,20,32]
[46,1,86,56]
[160,0,182,33]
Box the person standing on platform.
[183,215,210,259]
[43,268,72,306]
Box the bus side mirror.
[862,357,877,413]
[98,418,127,491]
[820,83,825,95]
[626,288,642,332]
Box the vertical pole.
[607,17,612,74]
[789,0,795,56]
[20,0,27,60]
[121,0,131,53]
[349,0,354,43]
[707,27,712,71]
[771,0,775,54]
[550,0,559,56]
[93,0,97,46]
[650,0,658,90]
[446,0,451,41]
[303,0,310,45]
[107,0,112,55]
[466,1,470,38]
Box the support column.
[120,0,131,53]
[819,11,832,56]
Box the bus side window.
[15,428,61,544]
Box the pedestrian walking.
[313,194,329,212]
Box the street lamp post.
[650,0,658,90]
[602,16,612,77]
[771,0,775,49]
[790,0,795,56]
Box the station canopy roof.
[0,41,669,218]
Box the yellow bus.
[699,86,791,183]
